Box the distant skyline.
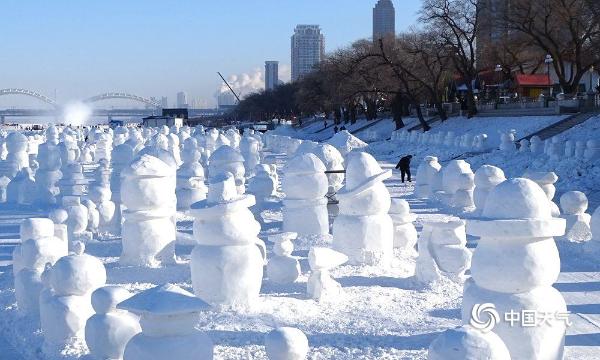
[0,0,421,108]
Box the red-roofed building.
[515,74,552,98]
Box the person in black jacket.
[395,155,413,183]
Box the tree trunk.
[343,106,350,124]
[350,105,357,125]
[365,98,378,120]
[465,89,478,118]
[435,101,448,121]
[391,94,406,130]
[334,107,341,125]
[414,102,431,131]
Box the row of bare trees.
[235,0,600,130]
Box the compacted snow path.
[0,154,597,359]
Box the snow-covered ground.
[0,114,598,359]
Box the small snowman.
[389,199,417,253]
[559,191,592,242]
[85,286,141,360]
[82,199,100,234]
[265,327,309,360]
[307,247,348,301]
[267,232,301,284]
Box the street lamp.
[545,54,554,96]
[495,64,503,102]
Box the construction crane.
[217,72,241,103]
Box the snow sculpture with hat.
[208,145,246,194]
[35,126,62,206]
[523,171,560,217]
[190,173,266,307]
[415,156,442,199]
[176,137,208,211]
[282,153,329,236]
[39,242,107,354]
[463,178,567,359]
[307,247,348,301]
[313,144,345,198]
[473,165,506,215]
[85,286,141,360]
[120,154,176,267]
[118,283,213,360]
[332,152,393,266]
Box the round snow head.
[50,243,106,296]
[344,152,390,193]
[20,218,55,240]
[209,145,244,164]
[428,326,510,360]
[474,165,506,188]
[92,285,133,314]
[49,208,69,225]
[285,153,326,175]
[592,206,600,241]
[389,198,410,216]
[560,191,588,215]
[482,178,551,220]
[265,327,309,360]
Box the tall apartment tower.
[291,25,325,82]
[373,0,395,40]
[265,61,279,91]
[176,91,188,108]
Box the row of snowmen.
[413,154,600,359]
[391,129,492,153]
[518,134,600,162]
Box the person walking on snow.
[395,155,413,183]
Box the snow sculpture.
[558,191,592,242]
[499,130,516,152]
[473,165,506,215]
[523,171,560,217]
[282,153,329,236]
[584,139,600,161]
[529,136,543,154]
[438,160,473,206]
[113,126,129,146]
[6,168,36,205]
[62,196,91,246]
[588,207,600,253]
[428,326,511,360]
[548,137,564,162]
[167,132,182,166]
[415,156,442,199]
[85,286,141,360]
[95,133,113,162]
[239,135,261,175]
[326,130,368,157]
[13,218,66,318]
[208,145,246,194]
[120,155,176,267]
[267,232,301,284]
[313,144,345,197]
[265,327,309,360]
[0,175,10,203]
[118,283,213,360]
[110,143,135,235]
[83,199,100,234]
[190,173,266,307]
[176,138,208,211]
[518,139,530,153]
[247,164,277,217]
[452,172,475,211]
[307,247,348,301]
[80,144,94,163]
[89,161,117,235]
[333,152,393,266]
[57,163,87,200]
[564,140,574,157]
[473,134,489,152]
[49,208,69,245]
[443,131,455,147]
[415,219,471,283]
[575,140,586,158]
[205,128,219,155]
[463,178,567,360]
[389,199,417,252]
[40,242,107,354]
[225,128,241,149]
[5,132,30,178]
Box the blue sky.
[0,0,421,107]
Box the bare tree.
[420,0,480,117]
[504,0,600,94]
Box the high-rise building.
[161,96,168,108]
[373,0,395,40]
[217,92,237,108]
[176,91,188,108]
[291,25,325,82]
[265,61,279,91]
